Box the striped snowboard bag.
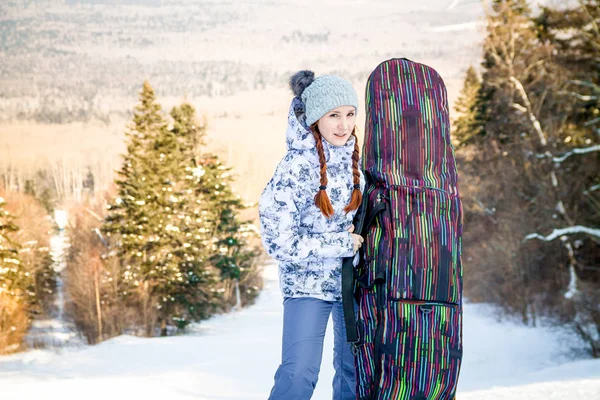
[341,58,464,400]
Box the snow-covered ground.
[1,262,599,400]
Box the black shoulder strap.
[342,189,387,344]
[361,201,386,237]
[354,189,370,235]
[341,257,359,343]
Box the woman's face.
[316,105,356,147]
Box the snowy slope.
[1,262,599,400]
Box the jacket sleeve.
[258,158,355,262]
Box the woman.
[259,70,365,400]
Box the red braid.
[344,127,362,213]
[310,124,362,218]
[312,126,335,218]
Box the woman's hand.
[348,224,364,253]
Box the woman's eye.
[348,113,355,116]
[330,114,338,117]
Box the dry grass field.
[0,0,499,216]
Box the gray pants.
[268,297,357,400]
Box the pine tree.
[491,0,530,15]
[0,197,30,301]
[452,65,482,147]
[169,104,261,316]
[476,0,540,144]
[0,196,28,353]
[103,81,188,336]
[170,103,206,159]
[157,103,220,330]
[535,0,599,146]
[103,84,226,335]
[200,157,260,309]
[103,82,261,336]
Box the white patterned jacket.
[258,97,365,301]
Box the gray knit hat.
[289,70,359,126]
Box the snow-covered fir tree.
[102,82,260,336]
[102,82,217,335]
[0,196,25,299]
[198,156,260,310]
[452,65,482,148]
